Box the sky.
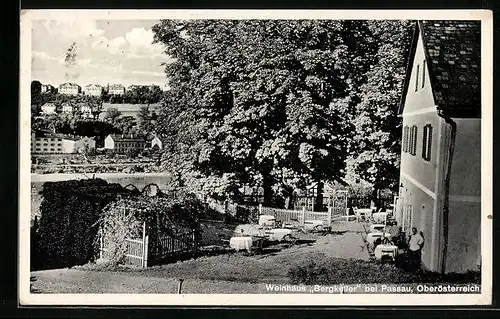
[31,19,172,88]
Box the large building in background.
[84,84,103,97]
[104,134,146,154]
[58,82,82,95]
[108,84,126,95]
[395,21,481,274]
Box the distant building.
[395,21,480,274]
[151,135,168,150]
[108,84,126,95]
[41,84,56,94]
[78,103,94,118]
[41,103,57,115]
[59,83,81,95]
[61,103,73,114]
[62,136,97,153]
[104,134,146,154]
[84,84,103,97]
[31,131,95,154]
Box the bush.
[34,179,133,270]
[288,258,481,285]
[99,192,204,265]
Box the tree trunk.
[262,169,273,207]
[314,181,324,212]
[371,186,380,210]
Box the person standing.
[407,227,424,271]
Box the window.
[415,65,420,91]
[422,60,426,88]
[422,124,432,161]
[410,125,418,155]
[403,126,409,152]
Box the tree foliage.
[34,179,132,270]
[348,21,413,199]
[153,20,379,206]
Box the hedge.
[34,179,133,270]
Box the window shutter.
[422,125,428,159]
[415,65,420,91]
[422,60,426,88]
[413,126,418,155]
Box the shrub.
[34,179,133,270]
[98,192,204,264]
[288,258,481,285]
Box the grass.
[288,257,481,285]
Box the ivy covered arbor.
[98,193,204,266]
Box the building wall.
[151,137,162,149]
[402,31,435,114]
[444,118,481,273]
[75,138,96,152]
[32,137,64,153]
[104,136,115,149]
[61,140,77,153]
[398,176,437,271]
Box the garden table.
[366,232,392,246]
[229,236,253,252]
[265,228,293,241]
[374,244,398,260]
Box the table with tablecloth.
[372,212,389,223]
[355,208,373,221]
[265,228,293,241]
[366,232,392,246]
[229,236,253,252]
[374,244,398,260]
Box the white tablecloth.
[366,232,392,246]
[266,228,293,241]
[372,212,389,223]
[259,215,276,227]
[374,244,398,260]
[230,236,253,252]
[355,208,373,219]
[304,220,325,230]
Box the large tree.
[153,20,377,207]
[348,20,413,206]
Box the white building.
[62,103,73,114]
[151,136,168,150]
[395,21,480,273]
[84,84,103,97]
[108,84,126,95]
[41,103,57,115]
[58,83,82,95]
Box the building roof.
[399,20,481,118]
[41,102,56,108]
[109,84,125,90]
[107,134,146,142]
[85,84,103,88]
[59,82,81,88]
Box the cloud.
[92,36,128,54]
[92,27,164,59]
[42,19,104,40]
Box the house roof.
[59,82,81,88]
[399,20,481,118]
[41,103,56,108]
[109,84,125,90]
[108,134,146,142]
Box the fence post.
[99,232,103,259]
[327,207,332,227]
[301,207,306,226]
[258,203,262,215]
[224,200,228,215]
[144,235,149,268]
[142,221,146,268]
